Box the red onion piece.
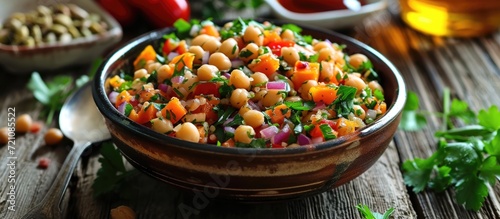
[158,83,169,92]
[260,125,279,140]
[171,75,185,85]
[108,91,119,104]
[224,126,235,134]
[231,59,244,68]
[271,123,291,145]
[297,133,312,145]
[223,117,234,126]
[313,102,326,110]
[167,52,179,61]
[311,137,323,144]
[223,72,231,79]
[266,81,286,90]
[117,102,127,114]
[202,51,209,64]
[247,100,260,111]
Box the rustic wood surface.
[1,2,500,219]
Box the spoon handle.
[21,141,91,219]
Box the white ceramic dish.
[0,0,122,74]
[265,0,388,30]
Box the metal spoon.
[21,82,110,219]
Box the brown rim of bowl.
[92,20,406,156]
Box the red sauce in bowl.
[277,0,367,13]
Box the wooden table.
[2,3,500,219]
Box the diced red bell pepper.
[192,82,220,97]
[267,40,295,56]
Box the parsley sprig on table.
[92,142,137,197]
[26,59,101,124]
[356,204,395,219]
[401,89,500,211]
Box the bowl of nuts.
[0,0,122,73]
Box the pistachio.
[31,25,42,43]
[45,32,57,44]
[0,3,109,46]
[89,22,105,34]
[54,14,72,27]
[68,4,88,19]
[54,4,70,16]
[50,24,67,35]
[67,25,81,38]
[36,5,52,17]
[59,33,72,43]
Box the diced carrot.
[248,53,280,77]
[200,25,220,37]
[161,97,187,124]
[133,45,157,70]
[336,118,356,137]
[108,75,124,89]
[309,84,337,105]
[176,40,188,54]
[291,61,320,89]
[221,138,235,147]
[263,30,281,46]
[265,104,291,125]
[134,102,158,124]
[115,90,132,108]
[128,109,139,121]
[169,52,195,71]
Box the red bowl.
[92,20,406,202]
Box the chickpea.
[353,105,366,120]
[146,62,161,74]
[188,45,205,64]
[261,89,283,107]
[243,25,264,46]
[234,125,255,144]
[208,52,231,71]
[134,68,149,80]
[0,127,8,145]
[229,69,251,89]
[300,80,318,100]
[197,64,219,81]
[349,53,369,69]
[251,72,268,87]
[243,110,264,128]
[313,41,331,52]
[176,122,199,143]
[318,47,335,62]
[239,43,259,63]
[239,102,252,116]
[16,114,32,133]
[151,118,173,133]
[201,37,221,54]
[44,128,64,145]
[344,74,366,93]
[320,61,334,83]
[191,34,211,46]
[281,29,295,41]
[110,205,136,219]
[219,38,239,59]
[252,89,267,101]
[230,88,249,108]
[157,64,173,83]
[281,47,299,66]
[368,80,384,93]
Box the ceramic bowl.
[265,0,388,29]
[0,0,122,74]
[93,20,406,202]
